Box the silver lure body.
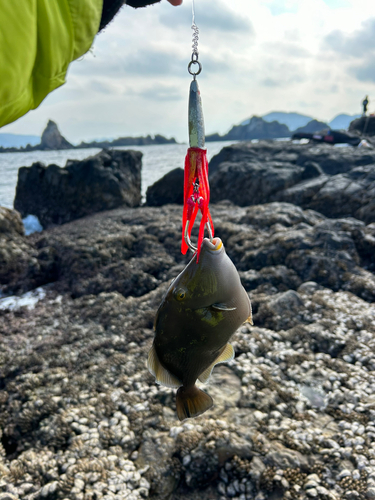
[189,79,205,149]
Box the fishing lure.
[181,6,214,261]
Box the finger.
[167,0,183,5]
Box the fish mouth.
[202,237,223,252]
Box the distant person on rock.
[0,0,182,129]
[362,95,369,116]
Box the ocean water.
[0,141,236,210]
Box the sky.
[2,0,375,143]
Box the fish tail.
[176,385,213,421]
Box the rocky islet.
[0,140,375,499]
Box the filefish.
[148,237,252,421]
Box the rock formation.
[206,116,290,141]
[76,134,177,149]
[39,120,73,150]
[146,167,184,206]
[14,149,142,227]
[349,115,375,136]
[293,119,329,134]
[209,140,375,224]
[0,207,55,294]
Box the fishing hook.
[184,220,213,253]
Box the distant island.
[0,120,177,153]
[206,113,361,142]
[0,112,362,153]
[75,134,177,149]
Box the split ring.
[188,60,202,77]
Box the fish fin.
[211,303,236,311]
[147,345,181,388]
[245,302,253,325]
[198,343,235,383]
[245,313,254,326]
[176,385,213,421]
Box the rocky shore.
[1,140,375,500]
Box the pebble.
[307,488,318,497]
[337,469,352,480]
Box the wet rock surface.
[209,141,375,224]
[0,208,55,295]
[14,149,142,228]
[0,196,375,499]
[146,168,184,206]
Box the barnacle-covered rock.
[0,200,374,499]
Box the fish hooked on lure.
[148,237,252,421]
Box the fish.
[148,237,252,421]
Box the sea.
[0,141,236,211]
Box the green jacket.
[0,0,103,128]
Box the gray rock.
[146,167,184,206]
[208,140,375,224]
[14,149,142,227]
[0,207,53,295]
[249,457,266,482]
[293,120,329,134]
[265,442,309,470]
[0,207,24,236]
[206,366,242,411]
[39,120,73,150]
[210,160,304,207]
[349,116,375,136]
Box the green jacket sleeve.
[0,0,103,128]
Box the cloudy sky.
[2,0,375,143]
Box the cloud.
[353,55,375,83]
[89,79,123,95]
[256,57,307,88]
[136,85,183,101]
[70,47,186,78]
[324,18,375,57]
[322,0,351,8]
[324,18,375,82]
[159,0,253,34]
[120,48,186,76]
[262,78,279,87]
[264,0,298,16]
[262,41,311,59]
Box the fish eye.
[175,288,186,301]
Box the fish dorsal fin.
[211,303,236,311]
[198,343,235,384]
[147,345,182,388]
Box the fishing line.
[192,0,196,25]
[191,0,199,59]
[189,0,201,76]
